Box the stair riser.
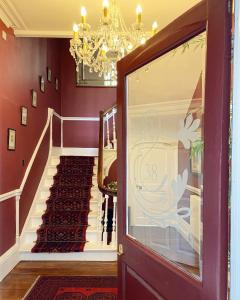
[22,230,99,245]
[35,202,99,214]
[19,252,117,262]
[30,215,97,229]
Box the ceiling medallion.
[69,0,158,82]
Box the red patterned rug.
[24,276,118,300]
[32,156,95,253]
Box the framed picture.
[20,106,28,126]
[7,128,16,151]
[47,67,52,82]
[40,76,45,93]
[32,90,37,107]
[76,62,117,87]
[55,78,59,91]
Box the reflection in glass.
[126,32,206,278]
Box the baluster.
[103,194,109,245]
[97,193,104,242]
[106,114,111,149]
[111,196,117,247]
[112,108,117,150]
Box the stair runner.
[32,156,94,253]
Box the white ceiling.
[0,0,200,37]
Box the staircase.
[19,149,117,261]
[19,105,118,261]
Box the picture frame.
[20,106,28,126]
[40,76,45,93]
[7,128,16,151]
[76,62,117,87]
[55,78,59,91]
[47,67,52,82]
[32,90,37,107]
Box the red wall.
[0,198,16,255]
[0,19,61,254]
[0,20,61,194]
[60,39,116,148]
[20,128,50,232]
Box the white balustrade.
[112,108,117,150]
[97,192,104,243]
[98,106,118,248]
[105,113,111,149]
[111,196,117,247]
[102,195,109,244]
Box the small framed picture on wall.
[47,67,52,82]
[55,78,59,91]
[7,128,16,151]
[40,76,45,93]
[32,90,37,107]
[20,106,28,126]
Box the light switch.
[2,30,7,40]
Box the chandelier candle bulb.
[152,21,158,35]
[73,24,79,40]
[103,0,109,18]
[81,6,87,24]
[136,5,142,24]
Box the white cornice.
[14,30,72,38]
[0,0,27,29]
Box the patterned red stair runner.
[31,156,94,253]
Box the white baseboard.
[19,251,117,262]
[52,147,98,157]
[0,243,19,282]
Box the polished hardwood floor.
[0,261,117,300]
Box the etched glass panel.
[126,32,206,279]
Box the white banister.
[103,195,109,245]
[111,196,117,246]
[106,114,111,149]
[112,108,117,150]
[15,194,20,244]
[97,193,104,242]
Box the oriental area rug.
[31,156,94,253]
[24,276,118,300]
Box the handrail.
[97,107,117,197]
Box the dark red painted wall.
[20,128,50,233]
[52,115,61,147]
[0,197,16,256]
[60,39,116,148]
[0,20,61,194]
[0,19,61,254]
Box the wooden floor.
[0,261,117,300]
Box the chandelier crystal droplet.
[69,0,158,81]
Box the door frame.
[117,1,232,299]
[230,0,240,298]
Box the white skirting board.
[52,147,99,157]
[0,243,19,282]
[20,251,117,262]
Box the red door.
[117,1,231,299]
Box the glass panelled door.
[117,1,231,299]
[127,32,206,279]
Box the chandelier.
[69,0,158,81]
